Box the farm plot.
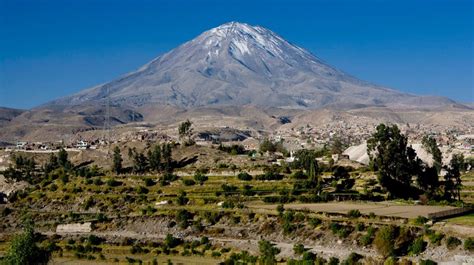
[251,202,458,219]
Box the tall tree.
[132,152,148,174]
[422,135,443,173]
[161,143,173,173]
[178,119,194,145]
[331,137,344,154]
[148,145,162,172]
[444,154,464,201]
[57,148,71,169]
[367,124,420,198]
[112,146,123,174]
[2,220,51,265]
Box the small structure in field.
[56,222,92,233]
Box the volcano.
[46,22,456,110]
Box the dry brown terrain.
[251,202,458,219]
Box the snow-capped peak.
[199,22,310,62]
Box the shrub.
[293,243,305,255]
[419,259,437,265]
[194,173,208,185]
[342,252,363,265]
[136,186,149,194]
[164,234,182,249]
[374,226,395,257]
[144,178,155,186]
[176,191,189,205]
[355,223,365,232]
[276,204,285,216]
[291,170,307,180]
[258,240,280,265]
[464,237,474,251]
[384,257,397,265]
[255,172,283,181]
[237,172,253,181]
[106,179,121,187]
[446,236,461,250]
[182,179,196,186]
[242,185,256,196]
[328,257,339,265]
[176,209,192,229]
[309,217,322,228]
[222,200,235,209]
[414,216,428,225]
[408,237,425,255]
[93,178,103,186]
[428,232,444,246]
[347,209,361,218]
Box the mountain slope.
[46,22,456,109]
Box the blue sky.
[1,0,472,109]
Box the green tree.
[148,145,162,172]
[161,143,173,173]
[422,135,442,173]
[193,172,208,185]
[112,146,123,174]
[177,191,189,206]
[44,153,59,174]
[57,148,72,170]
[178,119,194,145]
[130,150,148,174]
[331,137,344,154]
[444,154,464,201]
[3,154,36,182]
[293,149,319,177]
[367,124,421,198]
[1,221,50,265]
[373,226,395,258]
[258,240,280,265]
[416,165,439,197]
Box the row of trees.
[112,143,174,174]
[4,148,75,183]
[368,124,466,201]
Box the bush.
[464,237,474,251]
[237,172,253,181]
[194,173,208,185]
[176,191,189,206]
[408,237,425,255]
[293,243,305,255]
[106,179,121,187]
[164,234,182,249]
[136,186,149,194]
[446,236,461,250]
[308,217,322,228]
[347,209,361,218]
[144,178,155,186]
[182,179,196,186]
[328,257,340,265]
[355,223,365,232]
[374,226,395,257]
[414,216,428,225]
[383,257,397,265]
[255,172,283,181]
[342,252,363,265]
[291,170,307,180]
[428,232,444,246]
